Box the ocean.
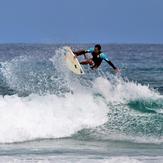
[0,44,162,163]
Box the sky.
[0,0,162,43]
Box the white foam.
[94,77,162,104]
[0,92,108,143]
[0,156,146,163]
[0,75,162,143]
[104,157,142,163]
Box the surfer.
[73,44,119,72]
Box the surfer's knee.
[88,60,94,65]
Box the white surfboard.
[64,47,85,75]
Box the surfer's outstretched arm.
[106,60,120,73]
[106,60,116,70]
[100,53,119,72]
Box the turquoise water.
[0,44,162,162]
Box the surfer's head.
[94,44,101,53]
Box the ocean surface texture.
[0,44,162,163]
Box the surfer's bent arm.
[73,50,87,56]
[100,53,117,70]
[73,48,94,56]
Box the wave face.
[0,44,162,144]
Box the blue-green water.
[0,44,162,162]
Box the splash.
[0,47,162,144]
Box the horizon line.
[0,42,163,45]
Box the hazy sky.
[0,0,162,43]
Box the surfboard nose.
[64,47,85,75]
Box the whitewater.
[0,44,162,162]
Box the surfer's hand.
[115,67,121,73]
[74,54,77,59]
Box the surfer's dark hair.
[95,44,101,50]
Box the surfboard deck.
[64,47,85,75]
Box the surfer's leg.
[80,59,94,65]
[80,60,89,65]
